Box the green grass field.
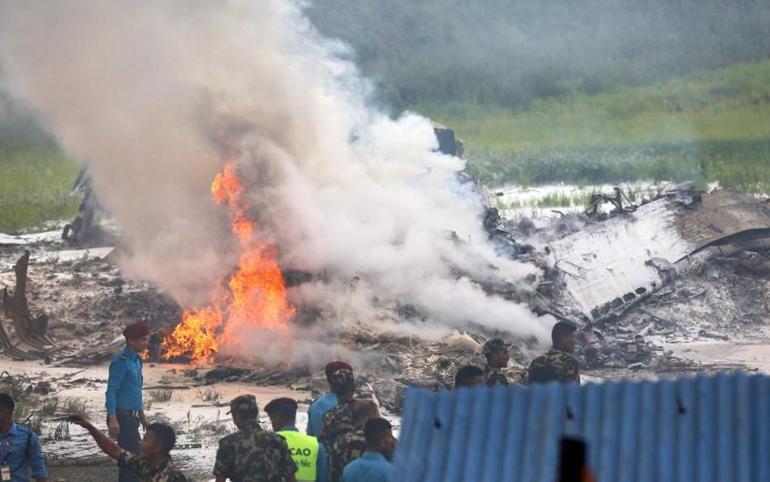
[419,61,770,190]
[0,146,80,233]
[1,62,768,233]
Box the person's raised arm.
[68,415,123,460]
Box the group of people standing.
[0,319,581,482]
[97,322,394,482]
[455,321,581,388]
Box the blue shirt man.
[106,346,144,416]
[106,322,149,482]
[307,393,337,437]
[341,417,395,482]
[0,394,48,482]
[341,452,391,482]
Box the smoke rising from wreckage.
[0,2,767,480]
[0,1,553,364]
[0,0,767,402]
[2,180,770,401]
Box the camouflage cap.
[228,394,258,416]
[483,338,509,356]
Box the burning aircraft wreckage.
[2,131,769,412]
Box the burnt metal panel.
[390,373,770,482]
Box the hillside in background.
[309,0,770,190]
[307,0,770,109]
[1,0,769,231]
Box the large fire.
[162,161,294,363]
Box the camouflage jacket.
[318,399,354,453]
[118,451,188,482]
[213,420,297,482]
[528,349,581,385]
[484,365,509,386]
[329,429,366,482]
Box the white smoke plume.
[0,0,552,358]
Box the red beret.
[123,322,149,339]
[325,361,353,378]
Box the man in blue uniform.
[106,322,149,482]
[307,361,353,437]
[0,393,48,482]
[341,418,395,482]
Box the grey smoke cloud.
[0,0,552,356]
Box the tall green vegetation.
[423,62,770,189]
[307,0,770,109]
[308,0,770,191]
[0,147,79,233]
[1,1,769,232]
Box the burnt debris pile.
[1,184,769,411]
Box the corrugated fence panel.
[390,373,770,482]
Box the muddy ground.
[2,362,311,482]
[2,212,770,481]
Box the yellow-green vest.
[277,429,319,482]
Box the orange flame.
[162,161,294,363]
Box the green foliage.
[308,0,770,108]
[422,62,770,191]
[465,140,770,192]
[0,146,80,233]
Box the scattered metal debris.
[1,251,54,360]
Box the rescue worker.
[528,321,581,384]
[482,338,510,386]
[317,365,356,453]
[265,397,328,482]
[454,365,485,389]
[307,362,352,437]
[106,322,149,482]
[68,415,187,482]
[340,418,395,482]
[213,395,297,482]
[329,400,379,482]
[0,393,48,482]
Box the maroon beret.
[264,397,298,414]
[325,361,353,378]
[123,322,149,339]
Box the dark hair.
[0,393,14,413]
[147,423,176,454]
[454,365,484,388]
[364,417,392,446]
[552,321,577,347]
[352,399,379,425]
[264,399,297,421]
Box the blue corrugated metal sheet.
[390,373,770,482]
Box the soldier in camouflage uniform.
[528,321,581,384]
[329,400,380,482]
[68,415,187,482]
[214,395,297,482]
[483,338,511,386]
[317,367,356,453]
